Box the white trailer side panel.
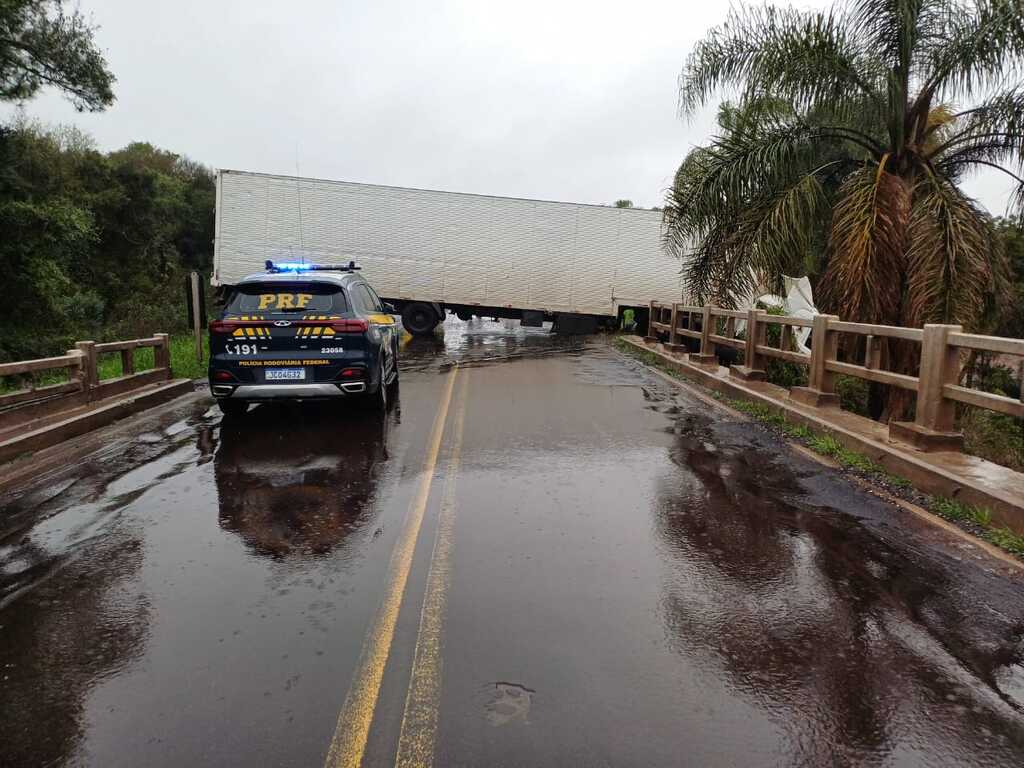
[214,170,684,315]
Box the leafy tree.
[0,121,214,360]
[613,199,634,208]
[994,214,1024,339]
[1,0,115,110]
[664,0,1023,340]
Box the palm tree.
[664,0,1022,336]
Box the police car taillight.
[210,320,241,334]
[328,319,369,333]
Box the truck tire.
[401,302,441,336]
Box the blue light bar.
[265,260,361,273]
[265,260,310,272]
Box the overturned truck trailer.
[213,169,683,335]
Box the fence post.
[730,309,767,382]
[66,348,85,390]
[692,304,718,365]
[154,333,171,378]
[644,301,658,343]
[791,314,840,408]
[666,303,683,354]
[121,347,135,376]
[75,341,98,401]
[889,324,964,451]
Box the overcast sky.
[2,0,1016,212]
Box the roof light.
[265,260,309,272]
[265,260,361,273]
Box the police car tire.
[217,400,248,416]
[369,357,388,412]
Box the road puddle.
[485,682,535,726]
[215,403,391,558]
[399,317,588,372]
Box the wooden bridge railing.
[0,333,172,433]
[645,301,1023,451]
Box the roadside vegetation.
[95,334,210,382]
[0,120,215,363]
[613,337,1024,561]
[663,0,1024,434]
[658,0,1024,470]
[1,2,213,365]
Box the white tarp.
[750,275,820,353]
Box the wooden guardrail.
[646,301,1023,451]
[0,333,172,432]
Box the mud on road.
[2,318,1023,767]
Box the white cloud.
[1,0,1015,213]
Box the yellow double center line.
[394,371,468,767]
[325,366,468,768]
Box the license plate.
[265,368,305,381]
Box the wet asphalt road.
[2,318,1024,767]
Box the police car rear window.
[227,284,348,314]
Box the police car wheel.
[369,357,388,412]
[217,400,248,417]
[387,344,400,387]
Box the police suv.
[208,261,400,415]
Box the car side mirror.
[382,302,396,313]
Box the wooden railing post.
[730,309,767,382]
[66,348,86,391]
[915,324,962,432]
[791,315,840,407]
[121,346,135,376]
[666,303,683,354]
[644,300,657,343]
[75,341,98,399]
[692,304,718,365]
[889,324,964,451]
[154,333,171,378]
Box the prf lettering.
[258,293,312,310]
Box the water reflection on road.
[653,404,1024,764]
[215,404,391,559]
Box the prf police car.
[208,261,399,415]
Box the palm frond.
[665,154,832,305]
[679,5,884,120]
[922,0,1024,102]
[906,171,1006,327]
[930,87,1024,171]
[819,161,912,323]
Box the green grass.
[931,497,992,527]
[986,526,1024,557]
[2,333,210,394]
[96,334,209,381]
[928,497,1024,557]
